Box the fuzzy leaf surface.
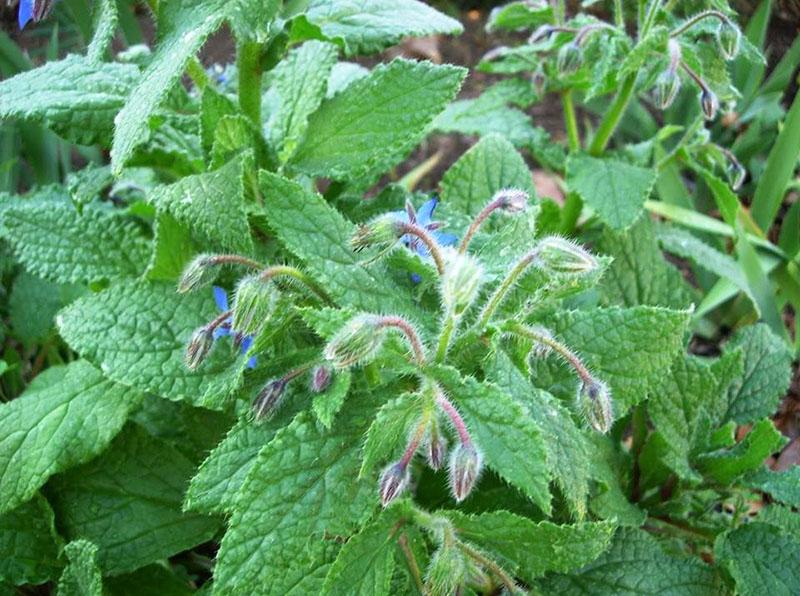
[56,540,102,596]
[0,494,62,586]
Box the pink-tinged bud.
[178,254,217,293]
[700,88,719,120]
[310,365,333,393]
[426,426,448,471]
[534,236,598,274]
[493,188,529,214]
[654,68,681,110]
[323,315,386,369]
[252,378,288,421]
[577,378,614,433]
[448,443,482,502]
[378,462,409,507]
[185,326,214,370]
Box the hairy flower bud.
[449,443,482,502]
[493,188,529,213]
[231,275,279,337]
[727,158,746,191]
[252,378,288,421]
[654,68,681,110]
[441,251,484,317]
[577,378,614,433]
[178,254,217,293]
[534,236,598,274]
[700,88,719,120]
[185,326,214,370]
[426,424,448,471]
[324,315,386,369]
[351,214,401,254]
[378,462,409,507]
[557,42,582,75]
[717,21,740,60]
[310,365,333,393]
[426,545,468,596]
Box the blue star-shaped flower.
[212,286,257,369]
[391,197,457,282]
[18,0,56,29]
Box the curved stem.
[670,9,733,38]
[477,251,537,328]
[259,265,332,304]
[205,309,233,332]
[435,390,472,447]
[376,316,427,366]
[400,418,429,467]
[397,222,446,274]
[458,541,520,594]
[505,322,593,383]
[588,73,636,156]
[208,254,265,270]
[397,534,425,594]
[679,61,711,94]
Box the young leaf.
[57,281,245,409]
[745,466,800,508]
[445,511,615,583]
[539,527,722,594]
[291,59,465,181]
[0,494,62,586]
[429,365,551,513]
[301,0,463,55]
[0,56,138,146]
[9,272,84,345]
[721,323,792,424]
[145,213,198,281]
[148,156,254,255]
[715,523,800,596]
[212,398,376,594]
[0,361,142,515]
[566,155,656,230]
[0,201,151,285]
[111,0,227,172]
[697,418,785,484]
[56,540,102,596]
[48,424,221,575]
[439,133,536,218]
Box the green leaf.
[360,393,421,477]
[596,217,696,309]
[291,59,465,181]
[486,350,591,518]
[0,200,150,284]
[322,509,400,595]
[0,55,138,146]
[268,40,339,163]
[302,0,463,55]
[212,397,376,595]
[209,116,268,171]
[56,540,102,596]
[439,133,536,218]
[145,213,197,281]
[620,26,668,76]
[566,155,656,230]
[0,494,62,586]
[529,306,691,414]
[49,424,221,575]
[9,272,84,345]
[697,418,785,484]
[429,365,551,513]
[88,0,118,62]
[0,361,141,515]
[103,564,194,596]
[446,511,615,583]
[746,466,800,507]
[587,435,646,526]
[721,323,792,424]
[259,171,419,317]
[57,281,245,408]
[148,156,253,255]
[200,85,238,156]
[111,0,227,172]
[65,164,113,208]
[539,527,722,595]
[757,504,800,540]
[312,369,352,429]
[487,1,553,31]
[715,523,800,596]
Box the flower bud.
[557,42,582,75]
[310,365,333,393]
[534,236,598,274]
[426,424,448,471]
[351,214,401,254]
[449,443,482,502]
[441,251,484,317]
[185,326,214,370]
[577,378,614,433]
[323,315,386,369]
[426,545,468,596]
[231,275,279,337]
[493,188,529,213]
[178,254,217,293]
[717,21,740,60]
[378,462,409,507]
[653,68,681,110]
[529,24,554,44]
[252,378,288,421]
[727,158,746,191]
[700,88,719,120]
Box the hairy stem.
[670,9,734,37]
[396,222,446,275]
[477,251,537,328]
[435,312,457,363]
[588,73,636,155]
[376,316,427,366]
[398,534,425,593]
[435,390,472,446]
[259,265,332,304]
[505,322,593,383]
[208,254,265,270]
[458,541,520,594]
[562,91,581,152]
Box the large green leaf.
[0,494,62,586]
[56,540,102,596]
[697,418,785,484]
[57,281,245,408]
[291,59,465,180]
[0,55,138,146]
[0,361,141,515]
[746,466,800,508]
[49,424,221,575]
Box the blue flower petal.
[246,355,257,369]
[239,335,253,354]
[213,286,229,311]
[213,325,231,340]
[434,231,458,247]
[18,0,34,28]
[410,272,422,284]
[416,198,438,224]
